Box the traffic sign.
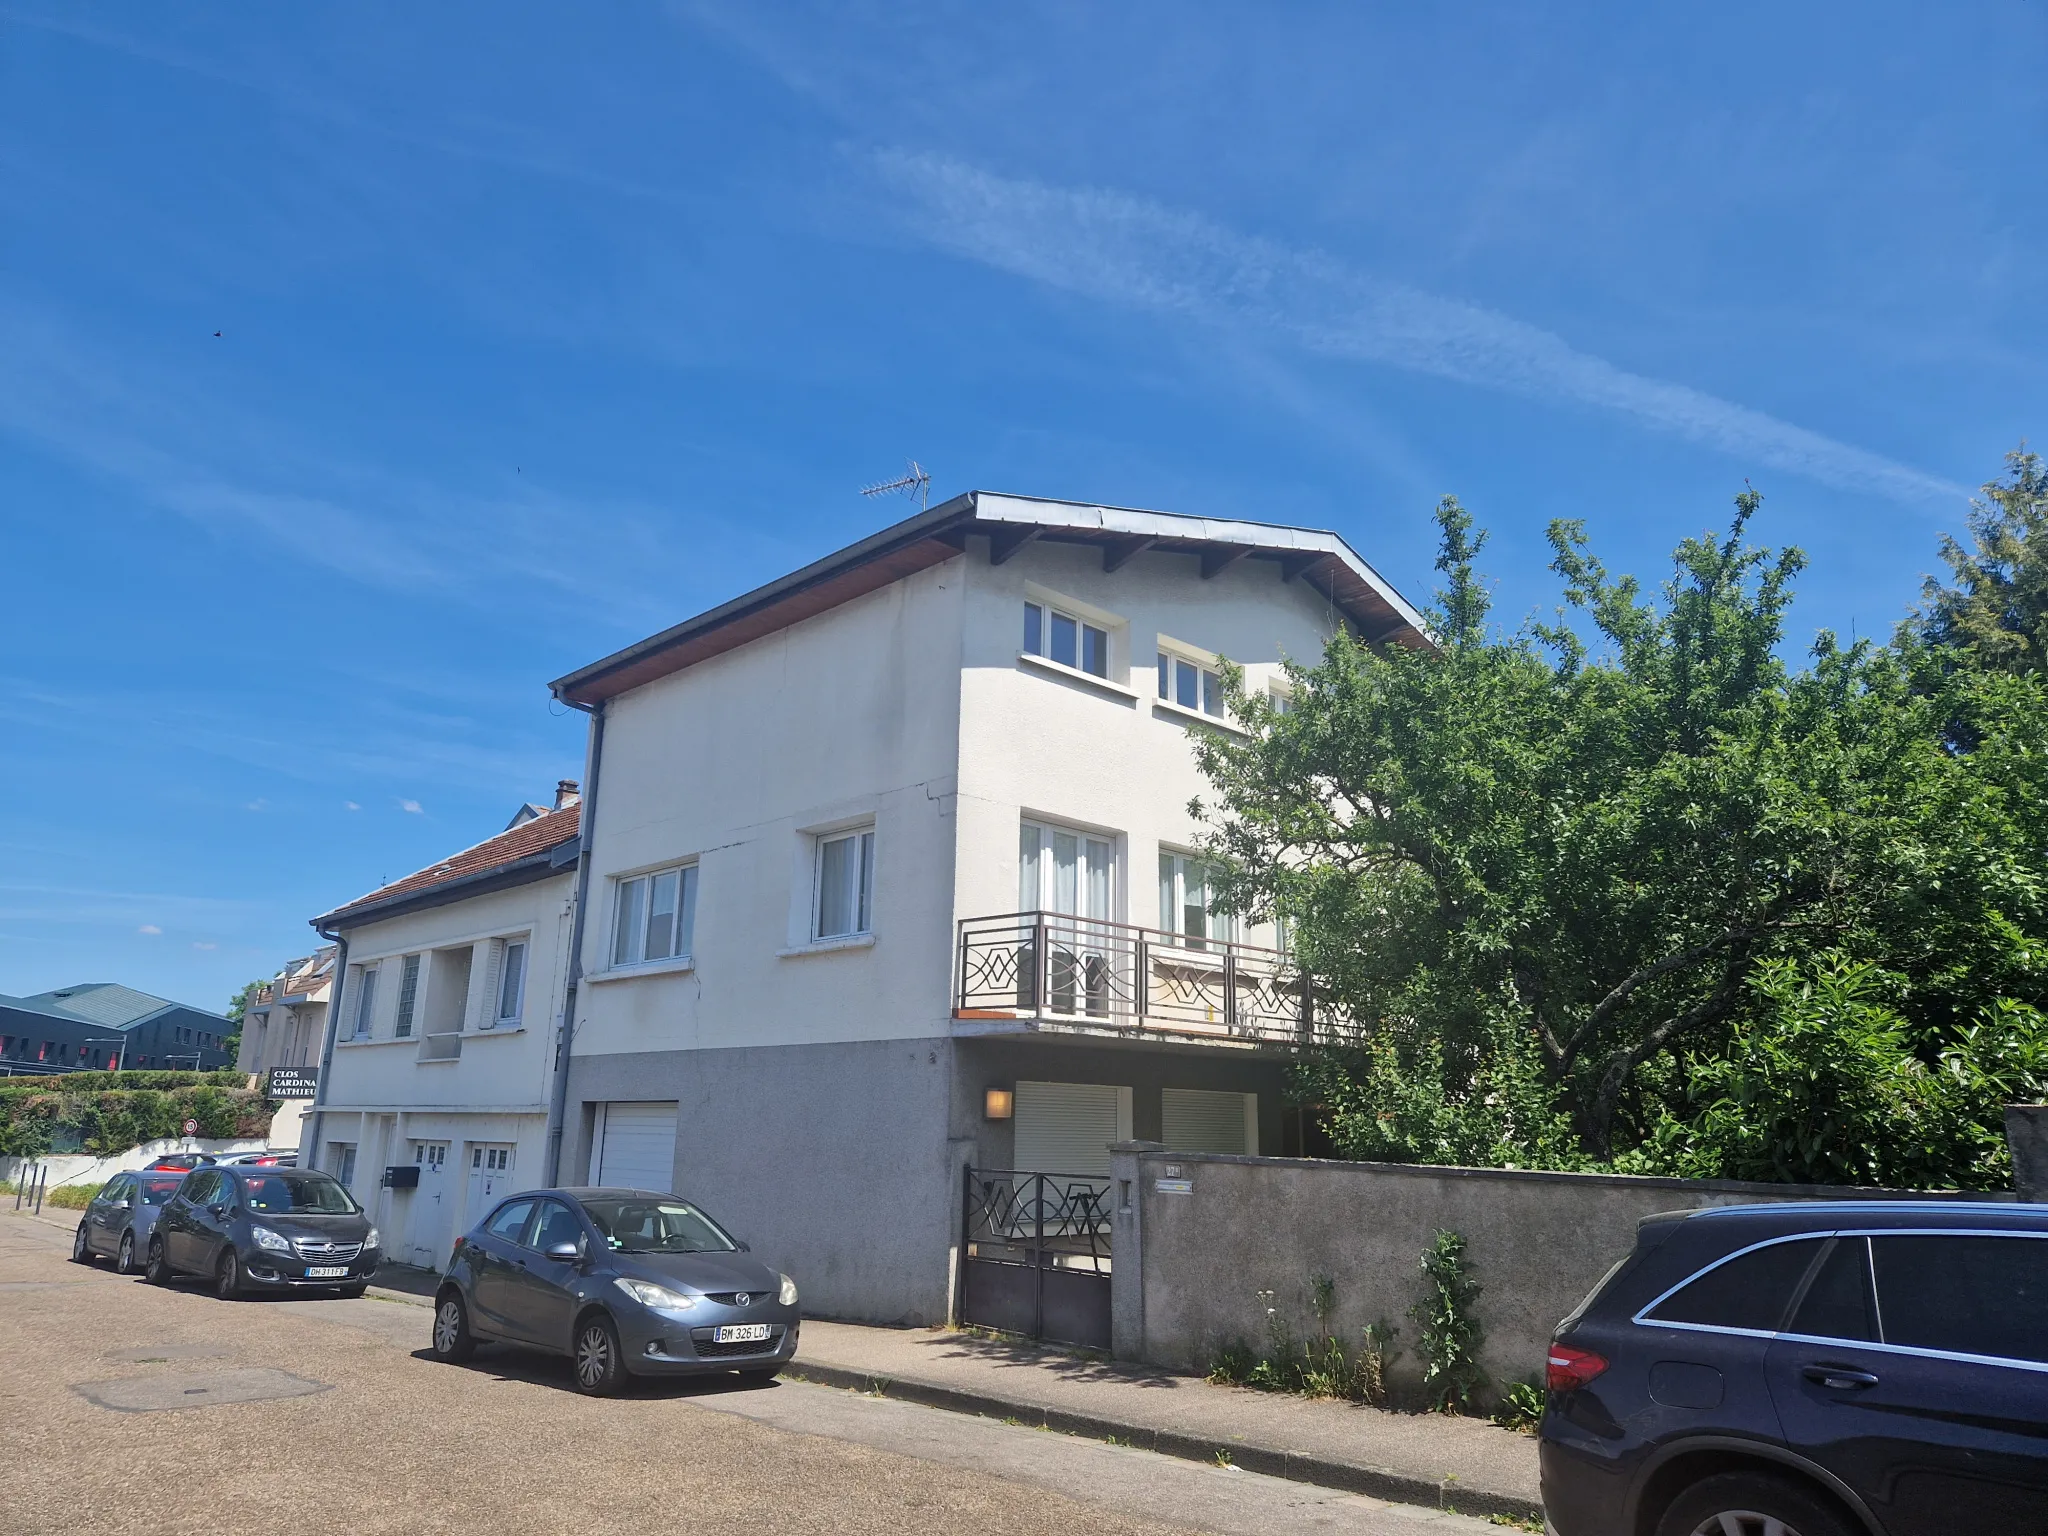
[182,1118,198,1136]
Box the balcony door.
[1019,822,1114,1016]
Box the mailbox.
[381,1164,420,1189]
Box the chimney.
[555,779,581,811]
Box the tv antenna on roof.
[860,460,931,511]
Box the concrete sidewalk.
[369,1264,1540,1524]
[785,1322,1542,1525]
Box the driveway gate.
[956,1167,1111,1350]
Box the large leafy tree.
[1908,447,2048,674]
[1194,493,2048,1167]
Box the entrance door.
[464,1144,516,1233]
[588,1102,678,1193]
[406,1141,450,1266]
[1012,1081,1129,1177]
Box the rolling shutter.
[590,1101,679,1192]
[1013,1081,1125,1175]
[1162,1088,1256,1154]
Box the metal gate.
[956,1167,1111,1350]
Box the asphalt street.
[0,1209,1507,1536]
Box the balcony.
[417,1032,463,1062]
[955,911,1342,1048]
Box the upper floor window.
[495,940,528,1025]
[815,827,875,940]
[1020,820,1113,920]
[1024,602,1109,678]
[1159,851,1234,946]
[1157,650,1225,717]
[393,954,421,1039]
[612,865,698,968]
[351,966,379,1039]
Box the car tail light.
[1547,1341,1608,1391]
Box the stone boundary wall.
[2,1136,269,1193]
[1107,1145,2009,1404]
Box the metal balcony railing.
[955,910,1341,1047]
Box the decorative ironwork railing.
[961,1168,1112,1275]
[956,910,1340,1046]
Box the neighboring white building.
[235,948,337,1149]
[546,493,1427,1326]
[302,785,581,1270]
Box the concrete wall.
[1109,1150,2007,1402]
[564,1039,963,1326]
[4,1137,269,1194]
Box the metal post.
[1133,932,1148,1027]
[953,1164,972,1327]
[1034,914,1048,1018]
[1299,967,1314,1046]
[1223,941,1239,1033]
[1032,1171,1045,1341]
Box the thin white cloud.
[244,799,269,812]
[344,801,362,811]
[870,151,1966,507]
[137,924,163,936]
[399,799,424,814]
[192,941,218,951]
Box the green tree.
[1908,446,2048,674]
[1194,492,2048,1167]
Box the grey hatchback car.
[70,1170,188,1274]
[430,1187,800,1395]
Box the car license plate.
[306,1265,349,1279]
[714,1324,771,1344]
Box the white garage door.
[1013,1081,1130,1175]
[1162,1088,1256,1155]
[588,1101,679,1192]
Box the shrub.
[1412,1229,1487,1413]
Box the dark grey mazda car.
[429,1187,800,1395]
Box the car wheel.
[214,1250,244,1301]
[71,1222,93,1265]
[431,1293,477,1363]
[1657,1471,1856,1536]
[571,1314,627,1396]
[116,1232,137,1275]
[144,1237,172,1286]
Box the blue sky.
[2,4,2041,1013]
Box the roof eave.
[313,837,580,933]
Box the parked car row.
[73,1163,376,1297]
[71,1163,802,1399]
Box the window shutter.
[1161,1088,1256,1154]
[1012,1082,1122,1175]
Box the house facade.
[1,983,238,1076]
[302,786,581,1271]
[548,493,1426,1324]
[234,947,337,1148]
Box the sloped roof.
[14,982,177,1028]
[550,490,1431,707]
[315,802,580,929]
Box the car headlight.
[251,1226,291,1253]
[614,1277,696,1312]
[778,1272,799,1307]
[365,1227,381,1249]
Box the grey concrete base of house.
[2008,1105,2048,1200]
[783,1321,1543,1525]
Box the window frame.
[1019,819,1116,921]
[1023,600,1111,679]
[494,939,528,1026]
[813,826,876,941]
[393,953,421,1039]
[1157,849,1236,946]
[609,863,700,970]
[1154,640,1227,719]
[351,965,379,1040]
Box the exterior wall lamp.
[983,1087,1014,1120]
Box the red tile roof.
[318,804,580,927]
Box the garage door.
[1012,1082,1130,1175]
[588,1101,678,1192]
[1162,1088,1256,1154]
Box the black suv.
[146,1166,381,1298]
[1539,1201,2048,1535]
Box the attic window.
[1023,601,1110,678]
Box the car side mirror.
[736,1240,750,1252]
[544,1240,583,1262]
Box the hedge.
[0,1082,277,1158]
[0,1069,246,1092]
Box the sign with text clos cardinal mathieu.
[267,1067,319,1099]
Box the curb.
[781,1360,1543,1525]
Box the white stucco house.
[235,947,337,1150]
[542,492,1427,1328]
[301,785,582,1270]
